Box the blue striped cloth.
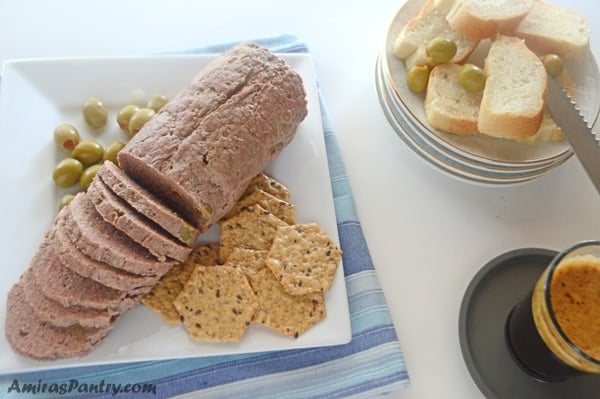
[0,34,409,399]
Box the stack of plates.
[375,0,600,185]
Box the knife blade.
[546,77,600,194]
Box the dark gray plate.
[459,248,600,399]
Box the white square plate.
[0,53,351,374]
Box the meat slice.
[62,193,175,277]
[5,284,111,360]
[97,161,199,247]
[118,42,307,229]
[31,235,141,311]
[54,225,160,293]
[20,267,117,328]
[87,176,191,262]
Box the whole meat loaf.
[5,42,308,360]
[118,42,308,229]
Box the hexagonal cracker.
[224,189,296,225]
[177,243,220,285]
[248,268,326,338]
[266,223,342,296]
[140,264,186,324]
[243,173,291,202]
[218,204,287,262]
[173,265,258,342]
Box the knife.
[546,77,600,194]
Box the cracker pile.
[141,173,342,341]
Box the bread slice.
[424,63,568,142]
[512,1,590,61]
[424,63,482,135]
[477,35,546,140]
[446,0,535,40]
[392,0,478,69]
[523,109,564,143]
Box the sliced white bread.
[446,0,535,40]
[425,60,570,142]
[477,35,546,140]
[523,109,564,143]
[512,1,590,61]
[392,0,478,69]
[424,63,482,135]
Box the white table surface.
[0,1,598,398]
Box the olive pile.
[53,94,168,210]
[406,37,564,94]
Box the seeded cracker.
[248,268,326,338]
[177,244,220,284]
[266,223,342,296]
[141,244,220,323]
[223,248,269,276]
[244,173,291,202]
[140,264,186,324]
[173,265,258,342]
[224,248,327,338]
[225,189,296,225]
[219,204,287,262]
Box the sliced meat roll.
[61,193,175,277]
[54,225,160,293]
[20,267,118,328]
[98,161,199,247]
[118,42,307,229]
[87,176,191,262]
[6,284,111,360]
[32,235,141,312]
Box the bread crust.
[478,107,545,140]
[447,0,534,40]
[511,1,590,61]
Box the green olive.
[103,141,127,164]
[406,64,430,93]
[82,97,108,129]
[542,54,564,78]
[80,164,102,190]
[458,64,486,92]
[128,107,155,136]
[58,193,75,211]
[426,37,458,64]
[116,104,140,131]
[53,158,83,188]
[72,140,104,166]
[53,124,80,152]
[179,224,195,243]
[147,94,168,112]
